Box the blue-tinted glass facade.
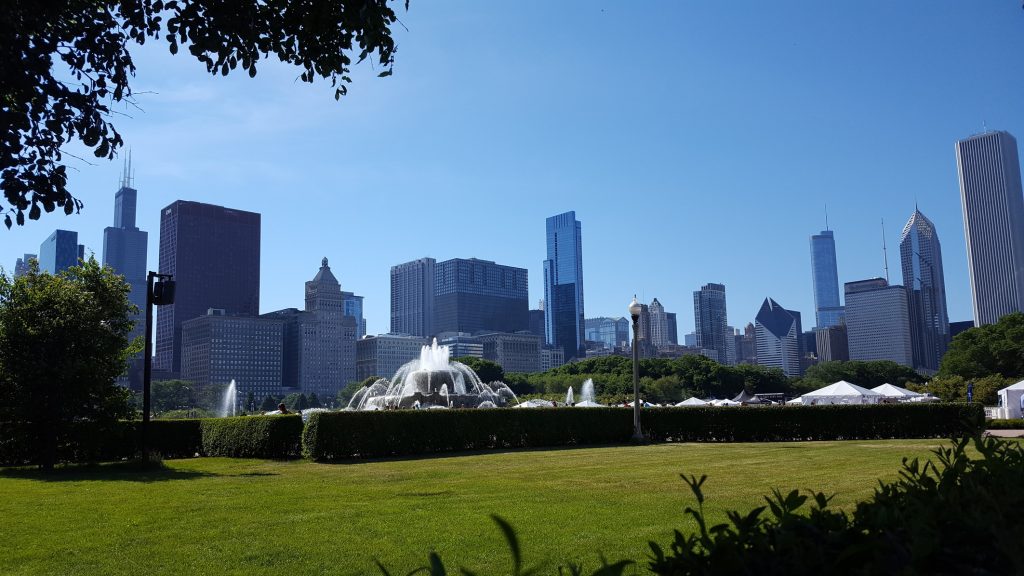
[38,229,81,274]
[810,230,844,328]
[544,211,585,360]
[342,291,366,339]
[899,209,950,371]
[155,201,261,373]
[433,258,528,334]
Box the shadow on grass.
[0,460,220,483]
[312,442,636,466]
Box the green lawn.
[0,440,958,575]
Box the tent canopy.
[803,380,882,397]
[677,397,709,406]
[800,380,882,405]
[732,390,763,404]
[871,383,922,398]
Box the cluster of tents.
[676,381,940,407]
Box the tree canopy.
[798,360,925,391]
[1,0,405,228]
[938,312,1024,380]
[455,357,505,384]
[0,259,138,468]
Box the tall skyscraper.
[390,257,436,337]
[694,283,730,365]
[434,258,529,334]
[543,211,586,361]
[13,254,36,277]
[155,201,261,373]
[754,298,800,376]
[844,278,913,367]
[38,230,84,274]
[956,130,1024,326]
[102,165,149,390]
[899,208,950,372]
[341,291,366,339]
[648,298,669,347]
[810,229,844,328]
[666,312,678,345]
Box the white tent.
[997,380,1024,419]
[574,400,604,408]
[786,397,802,405]
[676,397,709,407]
[799,380,883,405]
[871,383,922,400]
[514,399,556,408]
[711,399,741,407]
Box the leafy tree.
[258,395,279,412]
[912,374,1013,405]
[151,379,198,414]
[0,259,138,469]
[245,391,256,412]
[295,393,309,411]
[939,312,1024,380]
[455,357,505,384]
[1,0,405,228]
[307,392,322,409]
[799,360,925,391]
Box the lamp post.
[629,296,644,442]
[141,272,175,463]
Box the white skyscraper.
[754,298,800,377]
[648,298,669,348]
[956,130,1024,326]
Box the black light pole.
[141,272,175,462]
[629,296,644,442]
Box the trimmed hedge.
[303,403,985,461]
[986,418,1024,430]
[303,408,633,460]
[643,403,985,442]
[201,415,303,459]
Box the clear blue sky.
[4,1,1024,337]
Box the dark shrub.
[201,415,302,458]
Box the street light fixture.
[629,296,644,442]
[141,271,175,463]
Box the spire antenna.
[127,149,134,188]
[824,203,829,231]
[881,218,890,283]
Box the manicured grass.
[0,440,962,575]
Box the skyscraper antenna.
[127,149,134,188]
[824,203,829,231]
[881,218,890,283]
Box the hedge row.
[302,403,985,461]
[0,415,301,466]
[986,418,1024,430]
[201,415,303,458]
[643,403,985,442]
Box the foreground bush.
[387,435,1023,575]
[201,415,302,458]
[303,404,983,461]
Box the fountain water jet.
[565,386,575,405]
[218,380,237,417]
[348,339,518,410]
[581,379,596,403]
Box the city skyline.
[2,3,1023,339]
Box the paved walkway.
[985,429,1024,438]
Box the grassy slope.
[0,440,956,575]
